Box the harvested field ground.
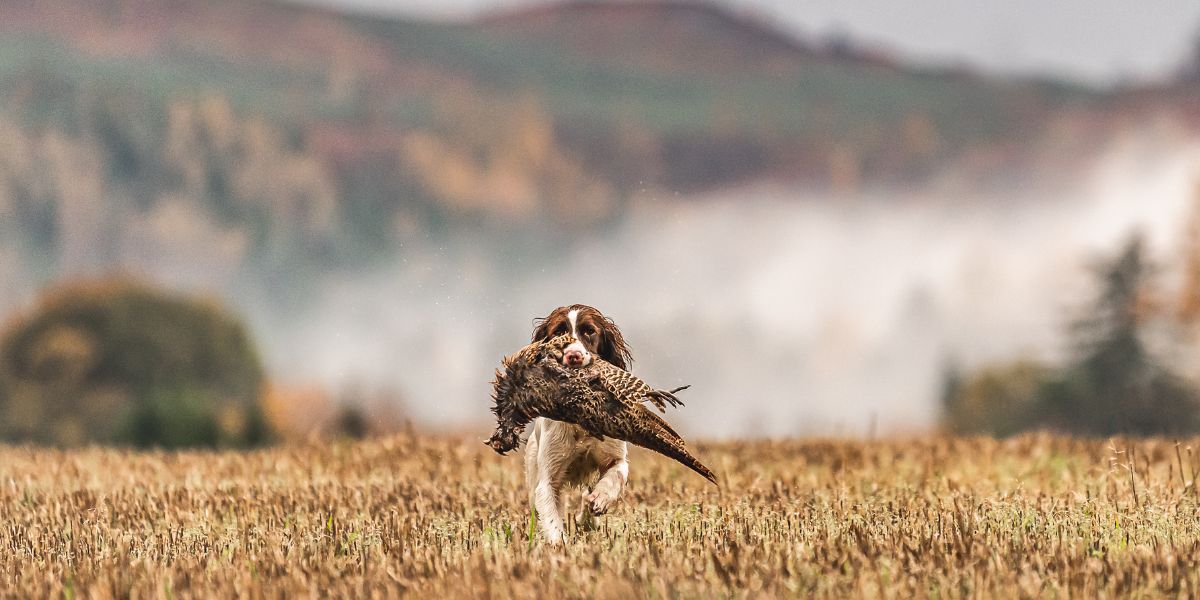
[3,433,1200,598]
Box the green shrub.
[0,278,270,447]
[942,361,1051,436]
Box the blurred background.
[2,0,1200,446]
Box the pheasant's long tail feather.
[638,406,682,439]
[638,433,718,485]
[626,407,718,485]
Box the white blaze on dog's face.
[534,303,630,370]
[562,309,593,367]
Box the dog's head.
[532,304,632,370]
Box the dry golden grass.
[3,433,1200,598]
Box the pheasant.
[485,334,717,484]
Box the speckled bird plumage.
[486,334,717,485]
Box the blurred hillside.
[0,0,1172,290]
[3,1,1197,268]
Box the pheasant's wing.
[644,385,689,412]
[591,358,688,412]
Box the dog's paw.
[538,515,567,546]
[543,528,565,546]
[585,487,620,516]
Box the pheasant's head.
[535,333,594,367]
[537,333,576,365]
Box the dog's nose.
[564,349,585,367]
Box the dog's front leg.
[585,441,628,516]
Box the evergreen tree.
[1181,30,1200,83]
[1043,235,1200,435]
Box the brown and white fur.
[524,304,633,545]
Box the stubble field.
[2,433,1200,598]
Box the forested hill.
[0,0,1191,293]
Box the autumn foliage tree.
[0,278,270,447]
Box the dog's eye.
[581,325,596,337]
[553,325,568,336]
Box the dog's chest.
[561,425,618,484]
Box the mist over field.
[252,133,1200,437]
[0,0,1199,443]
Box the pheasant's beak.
[562,341,591,367]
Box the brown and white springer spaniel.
[524,304,633,544]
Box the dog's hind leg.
[524,420,541,494]
[531,420,574,545]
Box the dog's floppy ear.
[531,314,554,342]
[598,315,633,370]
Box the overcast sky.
[295,0,1200,87]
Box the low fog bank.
[253,135,1200,439]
